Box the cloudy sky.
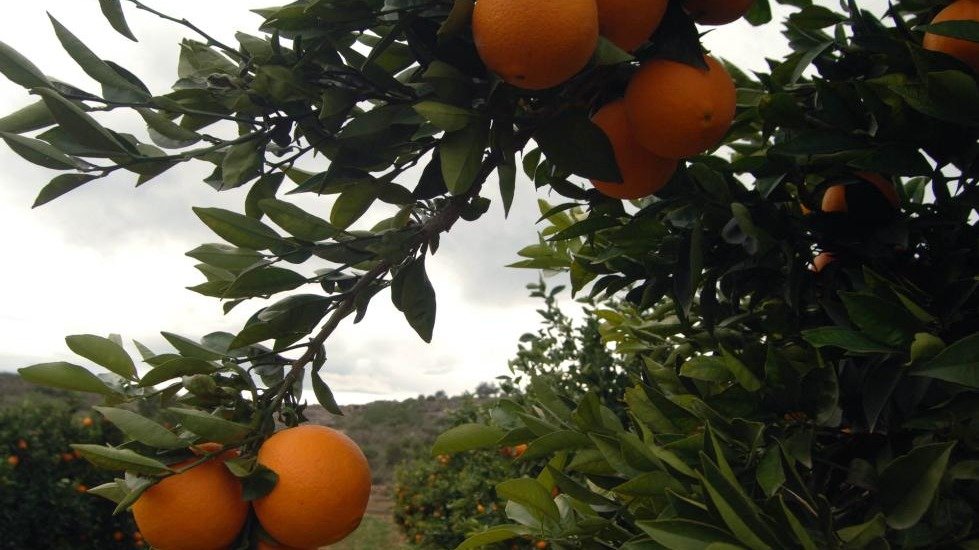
[0,1,799,404]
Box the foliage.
[394,400,541,549]
[0,0,977,548]
[0,395,139,550]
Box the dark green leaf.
[33,88,131,155]
[455,525,530,550]
[839,292,920,348]
[919,20,979,42]
[193,207,285,250]
[259,198,338,241]
[637,520,740,548]
[879,442,956,529]
[138,108,200,148]
[94,407,185,449]
[139,357,216,386]
[801,327,899,354]
[720,346,762,392]
[390,257,437,342]
[0,40,54,89]
[160,332,225,361]
[222,139,264,188]
[18,362,115,395]
[65,334,136,380]
[0,132,78,169]
[98,0,138,41]
[48,16,149,103]
[240,463,278,501]
[497,162,516,217]
[534,109,621,182]
[312,370,343,415]
[330,184,377,230]
[167,408,251,444]
[185,244,263,271]
[495,478,560,523]
[71,444,169,475]
[413,101,474,132]
[912,332,979,387]
[33,174,98,207]
[0,100,56,134]
[440,119,488,195]
[224,267,307,298]
[431,423,506,455]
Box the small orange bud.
[81,417,94,428]
[16,439,28,450]
[535,541,549,549]
[76,484,88,493]
[476,503,486,513]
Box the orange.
[253,425,371,548]
[473,0,599,90]
[625,55,736,159]
[131,452,247,550]
[812,252,836,272]
[596,0,669,52]
[511,443,528,458]
[923,0,979,73]
[6,455,18,467]
[683,0,755,25]
[16,439,27,450]
[81,416,93,427]
[590,99,678,199]
[820,172,899,213]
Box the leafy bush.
[0,395,139,550]
[394,400,541,549]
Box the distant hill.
[0,372,482,484]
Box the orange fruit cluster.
[472,0,751,200]
[130,425,371,550]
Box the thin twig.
[125,0,245,62]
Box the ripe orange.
[253,425,371,548]
[472,0,599,90]
[683,0,756,25]
[6,455,18,467]
[590,99,678,199]
[923,0,979,73]
[812,252,836,272]
[81,416,94,428]
[16,439,27,450]
[624,55,736,159]
[596,0,669,52]
[820,172,899,213]
[131,453,247,550]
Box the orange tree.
[0,0,977,548]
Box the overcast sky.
[0,1,804,404]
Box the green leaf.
[919,20,979,42]
[224,267,306,298]
[86,481,127,504]
[193,207,285,250]
[801,327,899,354]
[0,100,56,134]
[879,442,956,529]
[720,346,762,392]
[412,101,474,132]
[0,132,77,169]
[498,162,516,217]
[495,478,560,523]
[18,362,115,395]
[390,257,437,342]
[431,423,506,455]
[330,184,377,230]
[681,356,734,383]
[33,173,98,207]
[222,139,264,188]
[455,525,530,550]
[756,447,786,498]
[839,292,920,348]
[33,88,131,155]
[138,108,200,148]
[240,463,279,501]
[98,0,138,41]
[167,408,251,444]
[534,109,621,182]
[700,453,781,549]
[160,332,224,361]
[911,332,979,387]
[94,407,185,449]
[185,244,263,271]
[139,357,216,386]
[440,120,488,195]
[0,40,54,89]
[259,198,338,242]
[593,36,634,66]
[520,430,593,460]
[111,475,153,515]
[312,370,343,415]
[65,334,136,380]
[48,16,148,103]
[71,444,169,475]
[837,514,886,549]
[637,520,740,548]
